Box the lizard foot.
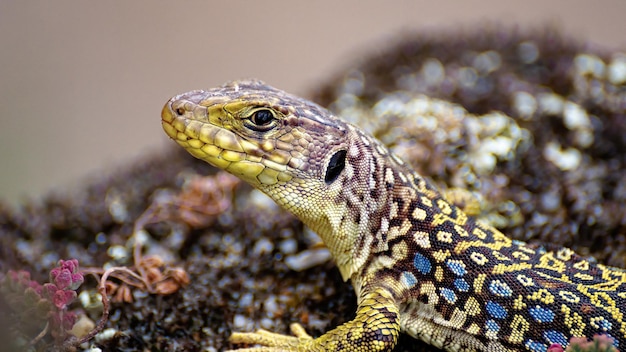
[227,323,313,351]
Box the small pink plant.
[1,259,84,345]
[548,335,619,352]
[548,343,565,352]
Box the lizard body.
[161,80,626,351]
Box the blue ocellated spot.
[529,305,554,323]
[600,320,614,331]
[543,331,568,346]
[525,340,547,352]
[446,259,466,276]
[414,253,432,274]
[598,318,613,331]
[489,279,513,297]
[400,271,417,289]
[486,319,500,333]
[440,288,457,303]
[454,278,469,292]
[591,316,613,331]
[486,301,507,319]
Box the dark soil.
[1,27,624,352]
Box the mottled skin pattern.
[161,80,626,352]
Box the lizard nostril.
[175,107,185,116]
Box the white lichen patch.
[95,328,119,343]
[608,54,626,85]
[372,94,466,146]
[466,112,526,175]
[574,53,606,78]
[472,50,502,74]
[79,290,103,311]
[563,102,591,130]
[458,67,478,88]
[518,41,539,64]
[512,91,537,120]
[422,58,446,85]
[544,141,582,171]
[563,102,594,148]
[232,314,255,332]
[285,248,332,271]
[107,245,129,261]
[538,93,564,115]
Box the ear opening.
[325,150,347,184]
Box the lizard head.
[162,80,399,280]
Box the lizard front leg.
[228,288,401,351]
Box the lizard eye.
[251,109,274,126]
[245,108,278,132]
[325,150,347,184]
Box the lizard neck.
[290,128,427,284]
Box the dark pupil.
[325,150,347,184]
[253,110,273,125]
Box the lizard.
[161,79,626,352]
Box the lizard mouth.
[161,95,293,186]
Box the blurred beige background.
[1,1,625,205]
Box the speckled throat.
[162,80,626,352]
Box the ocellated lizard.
[161,80,626,352]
